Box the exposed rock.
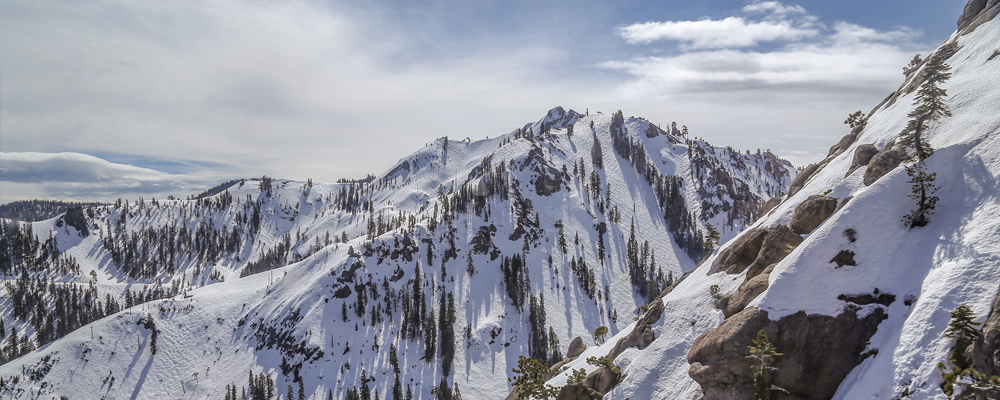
[566,337,587,359]
[583,366,622,395]
[709,227,769,275]
[971,285,1000,377]
[863,149,904,186]
[744,225,803,281]
[64,206,90,236]
[958,0,1000,34]
[641,297,666,326]
[547,356,579,380]
[828,126,863,156]
[846,144,879,178]
[608,322,655,360]
[688,307,887,400]
[830,250,858,268]
[837,196,853,211]
[719,265,775,318]
[838,292,895,307]
[555,384,603,400]
[790,195,839,235]
[762,197,783,215]
[959,0,989,30]
[787,162,823,198]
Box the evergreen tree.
[508,356,557,400]
[748,330,782,400]
[897,54,952,162]
[943,304,981,369]
[287,385,294,400]
[903,161,940,228]
[703,223,721,255]
[843,110,867,129]
[393,373,403,400]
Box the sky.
[0,0,967,202]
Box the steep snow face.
[0,108,793,399]
[544,15,1000,400]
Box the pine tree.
[843,110,867,129]
[897,54,952,162]
[748,330,782,400]
[508,356,557,400]
[287,385,294,400]
[703,223,721,255]
[903,161,940,228]
[943,304,981,369]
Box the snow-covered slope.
[542,10,1000,400]
[0,107,793,399]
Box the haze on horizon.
[0,0,964,203]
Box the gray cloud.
[0,152,210,201]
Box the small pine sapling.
[748,330,783,400]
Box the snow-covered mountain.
[0,104,792,399]
[4,2,997,399]
[540,4,1000,400]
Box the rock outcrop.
[583,366,622,395]
[555,384,603,400]
[845,144,879,178]
[709,227,769,275]
[863,148,903,186]
[762,196,783,214]
[718,265,775,318]
[827,125,864,156]
[971,285,1000,377]
[790,195,838,235]
[958,0,1000,33]
[688,307,887,400]
[744,225,803,282]
[608,299,664,359]
[566,337,587,359]
[787,163,822,198]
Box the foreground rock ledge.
[688,307,887,400]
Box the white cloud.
[0,152,209,200]
[742,1,807,16]
[618,17,818,48]
[617,1,822,49]
[606,1,927,168]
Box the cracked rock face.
[790,195,838,235]
[689,307,887,400]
